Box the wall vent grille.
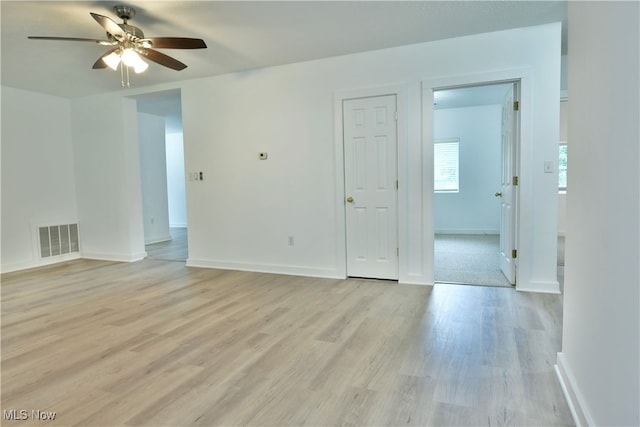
[39,224,79,258]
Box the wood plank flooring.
[145,227,188,261]
[1,259,573,426]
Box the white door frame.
[423,68,532,288]
[333,84,408,280]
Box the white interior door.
[343,95,398,280]
[499,84,518,284]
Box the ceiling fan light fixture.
[121,48,140,67]
[103,51,121,70]
[133,59,149,74]
[119,48,147,73]
[28,5,207,86]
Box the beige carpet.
[435,234,567,288]
[434,234,512,287]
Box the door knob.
[494,192,503,197]
[346,196,354,203]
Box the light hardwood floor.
[145,227,188,261]
[1,259,573,426]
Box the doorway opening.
[136,89,188,262]
[432,81,519,287]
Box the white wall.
[166,132,187,227]
[70,95,146,262]
[6,23,559,288]
[1,87,79,272]
[138,112,171,244]
[178,23,560,288]
[556,2,639,426]
[434,105,502,234]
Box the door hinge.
[397,248,399,257]
[394,111,398,121]
[396,180,399,189]
[513,176,519,186]
[513,101,519,111]
[512,249,517,259]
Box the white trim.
[516,280,560,294]
[82,251,147,263]
[1,253,82,274]
[186,258,343,280]
[144,235,172,245]
[423,67,535,292]
[333,83,410,281]
[556,352,595,426]
[434,229,500,235]
[400,276,434,286]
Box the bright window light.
[559,143,568,192]
[434,138,460,193]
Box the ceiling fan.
[28,5,207,86]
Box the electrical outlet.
[288,236,295,246]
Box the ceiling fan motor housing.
[114,5,135,22]
[118,24,144,40]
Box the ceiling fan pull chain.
[120,61,125,87]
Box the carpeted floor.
[435,234,512,287]
[435,234,567,288]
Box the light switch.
[544,160,554,173]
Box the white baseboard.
[186,258,343,280]
[144,235,172,245]
[555,352,594,426]
[81,251,147,263]
[399,273,433,286]
[1,253,82,274]
[516,279,561,294]
[434,229,500,235]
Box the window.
[559,143,567,192]
[434,138,459,193]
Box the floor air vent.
[39,224,79,258]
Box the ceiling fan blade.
[145,37,207,49]
[143,49,187,71]
[90,12,126,40]
[28,36,114,46]
[92,48,119,69]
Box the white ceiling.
[1,1,567,99]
